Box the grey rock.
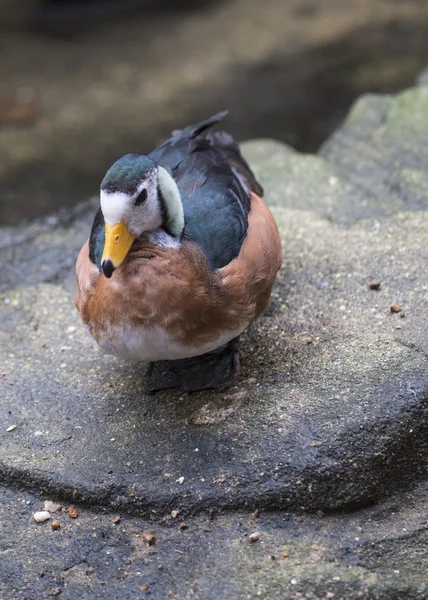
[2,85,428,597]
[1,483,427,599]
[2,209,428,516]
[0,198,98,293]
[416,65,428,86]
[319,89,428,213]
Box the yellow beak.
[101,220,136,278]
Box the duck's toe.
[142,337,240,394]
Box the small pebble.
[176,476,185,484]
[290,578,297,585]
[157,564,163,570]
[68,507,79,519]
[44,501,62,512]
[6,425,17,432]
[140,532,157,546]
[249,531,261,542]
[326,593,335,599]
[171,509,180,518]
[34,431,44,437]
[390,304,401,313]
[33,511,51,523]
[112,516,121,524]
[179,522,188,530]
[51,520,61,530]
[368,281,381,290]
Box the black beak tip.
[102,259,115,278]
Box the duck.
[75,112,282,393]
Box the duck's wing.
[149,111,262,196]
[205,129,263,198]
[149,112,263,270]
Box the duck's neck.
[157,166,185,238]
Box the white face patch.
[100,190,132,226]
[100,169,162,236]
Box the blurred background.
[1,0,428,225]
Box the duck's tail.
[171,111,229,139]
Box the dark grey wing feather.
[88,207,105,271]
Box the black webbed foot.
[142,337,240,394]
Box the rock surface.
[2,86,428,598]
[1,482,428,600]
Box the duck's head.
[100,154,184,278]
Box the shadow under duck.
[75,112,282,393]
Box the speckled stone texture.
[2,86,428,598]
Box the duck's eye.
[134,188,147,206]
